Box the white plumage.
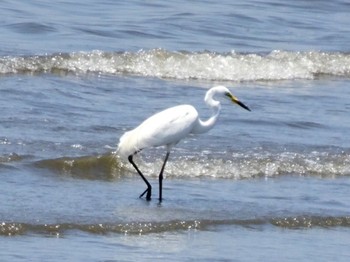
[117,105,198,158]
[117,85,250,201]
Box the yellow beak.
[226,93,251,111]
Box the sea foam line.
[1,49,350,81]
[33,150,350,180]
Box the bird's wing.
[136,104,199,149]
[117,105,198,158]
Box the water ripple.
[2,215,350,236]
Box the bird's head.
[212,85,251,111]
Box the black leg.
[128,155,152,201]
[159,152,170,202]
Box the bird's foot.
[139,187,152,201]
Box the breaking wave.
[34,153,125,180]
[34,150,350,180]
[1,49,350,81]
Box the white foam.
[129,151,350,179]
[1,49,350,81]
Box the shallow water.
[1,0,350,261]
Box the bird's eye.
[225,92,232,98]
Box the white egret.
[117,85,250,201]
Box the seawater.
[1,0,350,261]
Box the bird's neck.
[192,90,221,134]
